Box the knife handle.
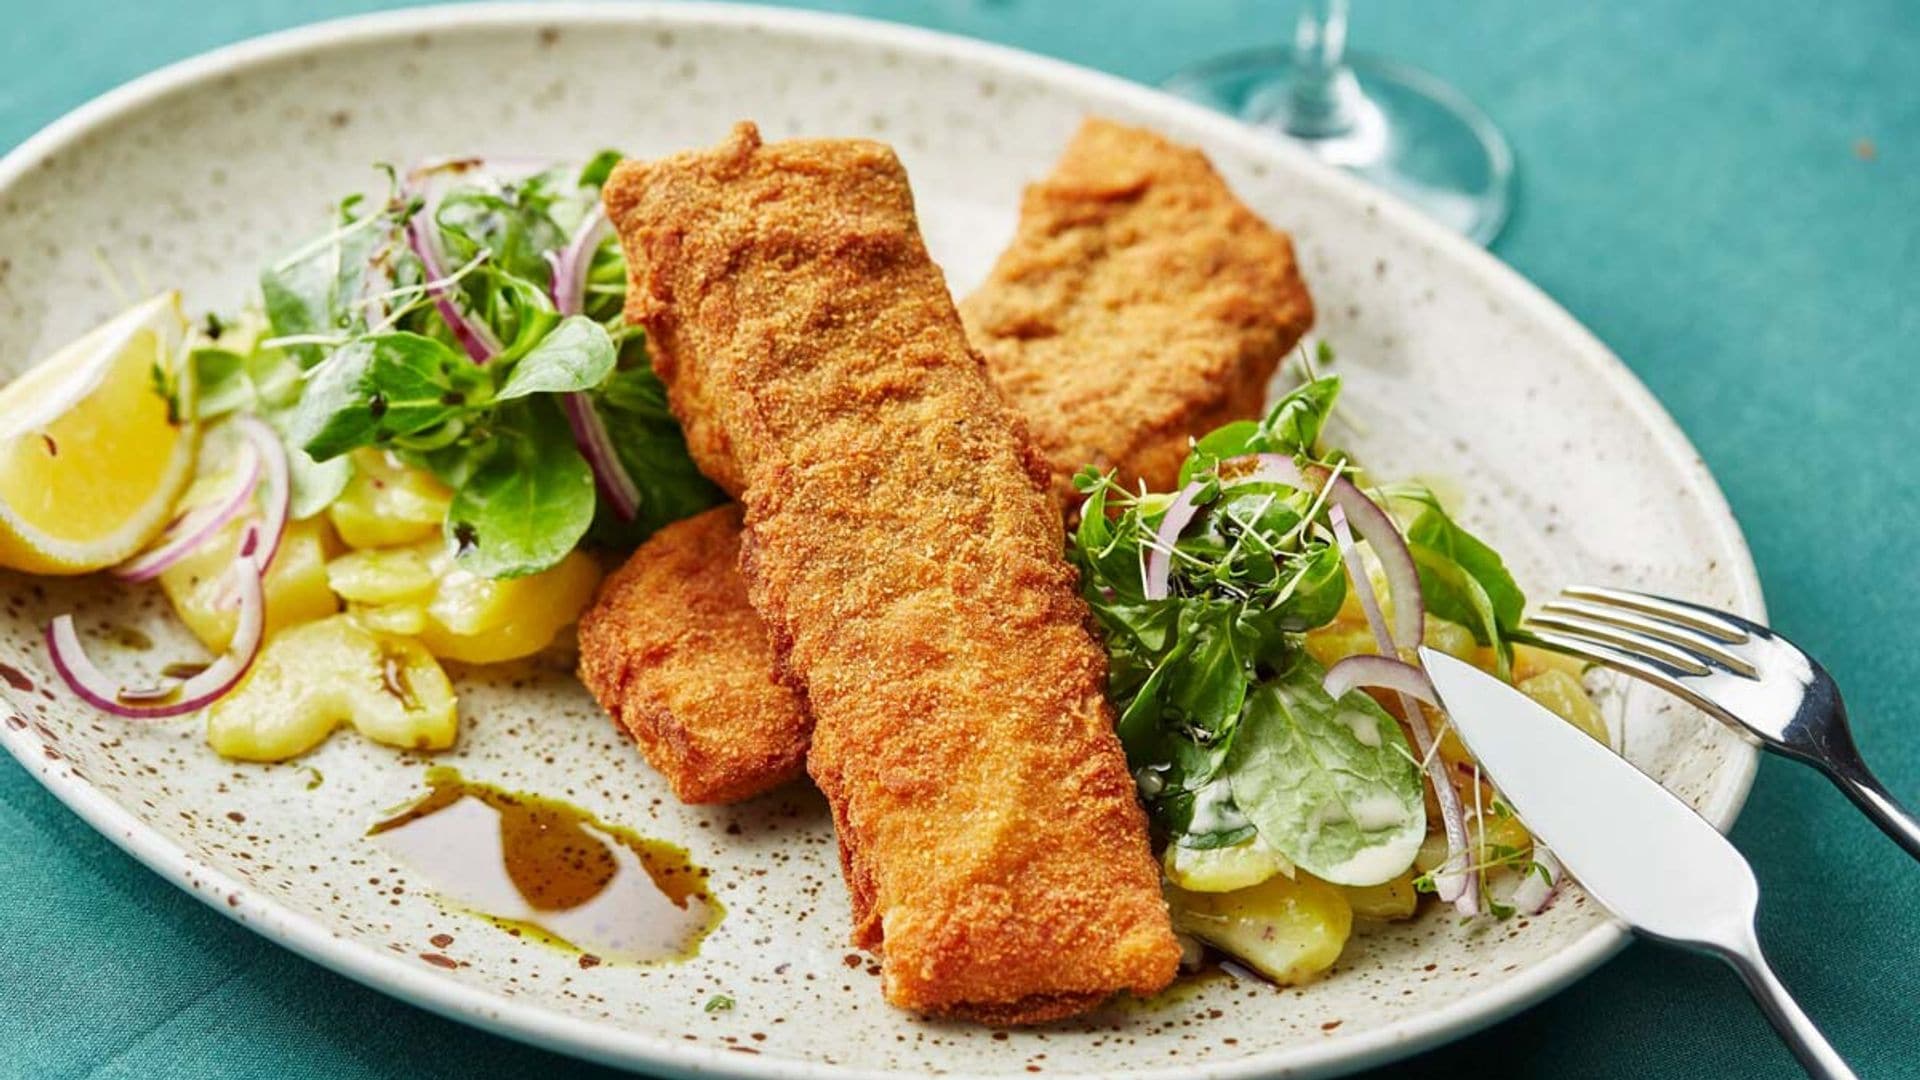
[1714,926,1855,1080]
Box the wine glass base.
[1164,49,1514,247]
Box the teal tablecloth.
[3,2,1915,1077]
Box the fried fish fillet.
[575,504,804,805]
[579,119,1313,805]
[602,122,1180,1021]
[963,116,1314,502]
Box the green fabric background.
[2,2,1915,1077]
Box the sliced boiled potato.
[161,516,341,652]
[1422,616,1480,663]
[205,614,456,761]
[1435,703,1472,767]
[350,602,428,636]
[1518,668,1609,744]
[1342,870,1420,920]
[1514,643,1588,681]
[1301,622,1376,671]
[326,448,452,549]
[327,546,438,605]
[418,548,600,664]
[1163,836,1293,893]
[1468,808,1533,866]
[1168,872,1352,986]
[340,539,602,664]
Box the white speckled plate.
[0,5,1762,1077]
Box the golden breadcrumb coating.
[576,504,808,805]
[961,116,1314,502]
[582,119,1314,808]
[601,122,1179,1022]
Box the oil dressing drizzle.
[369,767,723,963]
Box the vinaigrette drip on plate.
[369,767,723,963]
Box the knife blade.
[1419,647,1752,944]
[1418,647,1853,1079]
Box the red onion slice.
[47,525,267,719]
[1509,845,1563,915]
[545,204,609,319]
[546,204,640,521]
[1142,482,1207,601]
[113,438,263,582]
[1331,522,1477,912]
[403,207,502,363]
[560,392,640,521]
[400,158,556,364]
[1312,469,1474,912]
[1329,504,1395,655]
[1322,654,1440,707]
[233,417,290,573]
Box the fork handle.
[1827,761,1920,862]
[1714,927,1856,1080]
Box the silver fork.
[1518,584,1920,861]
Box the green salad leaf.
[288,333,491,461]
[1391,486,1527,677]
[588,365,726,544]
[211,154,725,574]
[190,347,254,419]
[1073,369,1434,884]
[435,167,571,285]
[578,150,622,190]
[494,316,616,400]
[1226,655,1425,886]
[1178,375,1342,485]
[1158,777,1256,850]
[444,398,597,578]
[269,411,353,519]
[261,191,409,367]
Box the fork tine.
[1539,598,1759,678]
[1513,627,1707,705]
[1527,610,1715,676]
[1560,585,1749,643]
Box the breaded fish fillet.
[602,122,1179,1021]
[576,504,805,805]
[580,119,1313,806]
[962,117,1314,502]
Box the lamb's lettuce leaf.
[444,397,596,579]
[1226,656,1425,886]
[1393,487,1526,677]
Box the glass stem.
[1283,0,1361,139]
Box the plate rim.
[0,4,1764,1078]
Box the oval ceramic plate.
[0,5,1762,1078]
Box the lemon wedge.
[0,292,197,573]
